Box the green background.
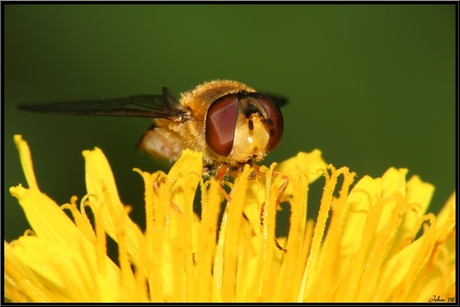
[4,5,455,241]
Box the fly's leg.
[214,163,232,202]
[253,164,290,253]
[153,174,182,214]
[253,164,289,205]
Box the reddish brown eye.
[250,93,284,152]
[205,94,239,156]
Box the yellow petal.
[5,240,57,302]
[375,214,437,301]
[82,147,145,267]
[9,185,94,256]
[13,135,39,190]
[377,167,408,234]
[9,236,116,301]
[386,174,435,259]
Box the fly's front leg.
[153,174,182,214]
[214,163,232,202]
[272,170,289,206]
[253,164,290,253]
[253,164,290,206]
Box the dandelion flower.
[5,135,455,302]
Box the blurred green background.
[4,5,455,241]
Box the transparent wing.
[263,93,289,108]
[18,86,186,119]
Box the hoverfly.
[18,80,286,179]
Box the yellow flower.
[5,135,455,302]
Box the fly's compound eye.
[249,93,284,152]
[205,93,239,156]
